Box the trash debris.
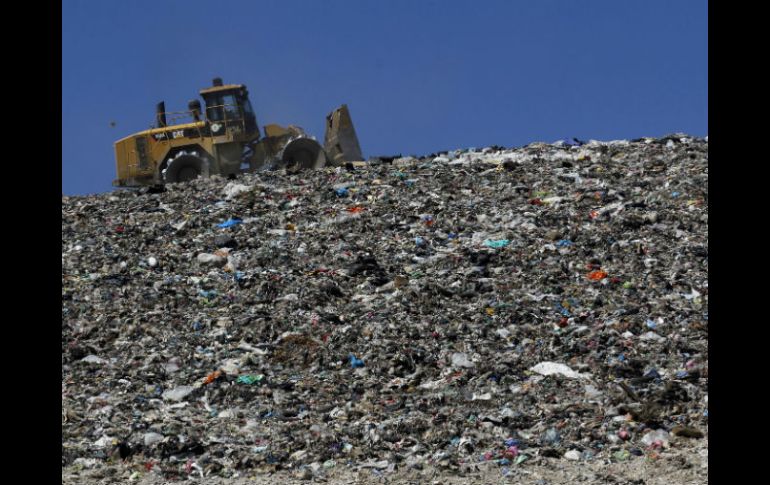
[143,432,164,447]
[451,352,475,368]
[196,252,226,266]
[223,182,251,200]
[586,270,608,281]
[641,429,671,448]
[62,135,708,481]
[217,217,243,228]
[483,239,510,248]
[530,362,590,379]
[349,354,365,368]
[672,426,704,439]
[202,370,223,385]
[161,386,195,402]
[564,450,581,461]
[236,374,264,385]
[613,449,631,462]
[80,355,107,365]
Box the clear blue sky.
[62,0,708,195]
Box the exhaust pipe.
[188,100,202,121]
[156,101,167,127]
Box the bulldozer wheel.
[286,149,313,171]
[281,138,327,170]
[163,154,209,184]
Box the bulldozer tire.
[281,138,327,170]
[163,154,209,184]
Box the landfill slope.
[62,135,708,484]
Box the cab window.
[206,99,224,122]
[221,94,240,121]
[206,93,241,122]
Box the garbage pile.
[62,135,708,482]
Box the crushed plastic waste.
[202,370,222,385]
[587,269,608,281]
[564,450,581,461]
[530,361,590,379]
[483,239,510,248]
[349,354,365,368]
[216,217,242,228]
[641,429,671,448]
[236,374,264,385]
[62,135,708,480]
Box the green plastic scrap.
[613,449,631,462]
[237,374,264,385]
[484,239,510,248]
[515,454,529,465]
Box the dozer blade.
[324,104,363,165]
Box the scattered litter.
[217,217,243,228]
[62,135,708,480]
[530,362,590,379]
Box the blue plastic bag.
[349,354,365,368]
[555,304,571,317]
[217,217,243,228]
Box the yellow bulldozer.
[113,77,363,187]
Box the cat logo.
[211,123,222,133]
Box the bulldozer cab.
[199,80,259,138]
